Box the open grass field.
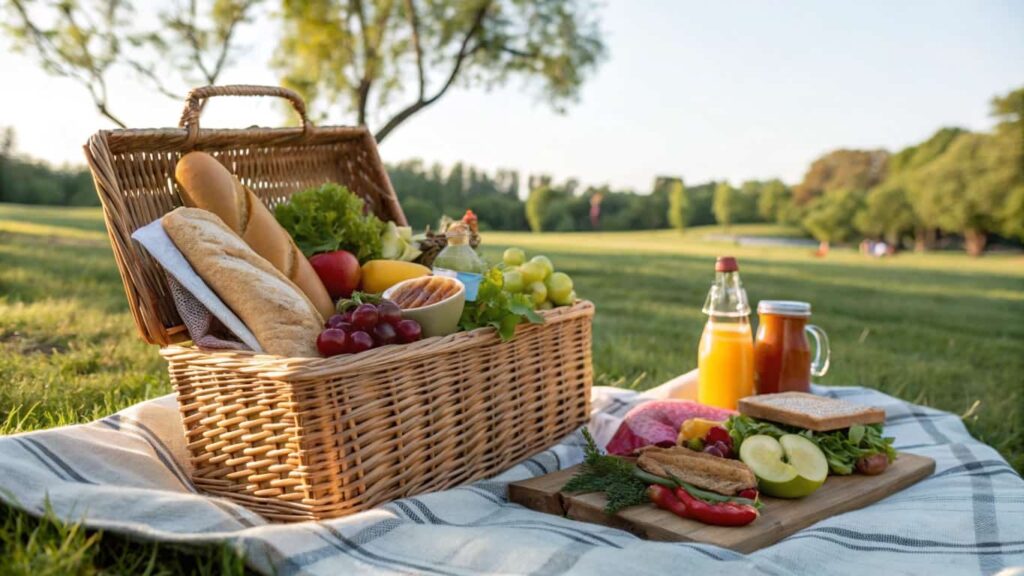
[1,202,1022,573]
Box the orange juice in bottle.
[698,256,755,410]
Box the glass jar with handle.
[754,301,830,394]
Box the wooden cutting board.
[509,452,935,553]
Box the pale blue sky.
[1,0,1021,191]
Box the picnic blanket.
[1,373,1021,575]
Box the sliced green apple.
[739,434,828,499]
[739,435,797,483]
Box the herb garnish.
[563,429,763,513]
[563,429,650,513]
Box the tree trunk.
[964,228,988,257]
[885,230,900,251]
[914,227,936,252]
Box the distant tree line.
[2,86,1020,255]
[388,160,527,231]
[0,128,97,206]
[791,87,1023,256]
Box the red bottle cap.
[715,256,739,272]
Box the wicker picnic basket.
[84,85,594,521]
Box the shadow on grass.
[0,231,127,315]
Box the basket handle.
[178,85,313,146]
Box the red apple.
[309,250,361,299]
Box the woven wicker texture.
[85,85,405,346]
[166,301,593,521]
[84,85,594,521]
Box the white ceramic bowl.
[382,276,466,338]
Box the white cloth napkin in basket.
[131,219,263,352]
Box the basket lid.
[84,85,407,346]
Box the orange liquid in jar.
[755,313,812,394]
[698,319,755,410]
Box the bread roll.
[162,207,322,358]
[174,152,335,320]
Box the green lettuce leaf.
[273,183,385,261]
[725,414,896,476]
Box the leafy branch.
[3,0,259,127]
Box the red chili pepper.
[646,485,759,527]
[673,487,758,527]
[647,484,689,517]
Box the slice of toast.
[738,392,885,431]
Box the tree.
[888,127,965,175]
[990,86,1024,239]
[991,86,1024,174]
[3,0,260,127]
[735,180,763,223]
[385,158,528,230]
[757,179,791,223]
[854,181,915,246]
[888,127,966,251]
[275,0,606,142]
[525,184,557,232]
[911,131,1018,256]
[712,181,737,229]
[667,179,687,232]
[793,149,889,205]
[1000,183,1024,241]
[802,189,865,244]
[684,182,716,226]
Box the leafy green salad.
[725,415,897,475]
[273,183,384,261]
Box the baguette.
[637,445,757,496]
[174,152,335,321]
[162,207,322,358]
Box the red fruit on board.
[739,488,759,500]
[395,319,422,343]
[712,440,733,459]
[703,444,725,458]
[705,426,732,447]
[347,330,374,353]
[309,250,361,299]
[316,329,348,357]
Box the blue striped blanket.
[0,381,1021,575]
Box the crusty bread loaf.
[174,152,335,321]
[162,207,322,358]
[638,446,756,495]
[738,392,885,432]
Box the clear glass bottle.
[432,222,488,301]
[697,256,755,410]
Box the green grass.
[1,203,1022,572]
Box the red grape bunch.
[317,300,422,357]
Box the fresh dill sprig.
[563,428,649,513]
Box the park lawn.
[1,202,1022,573]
